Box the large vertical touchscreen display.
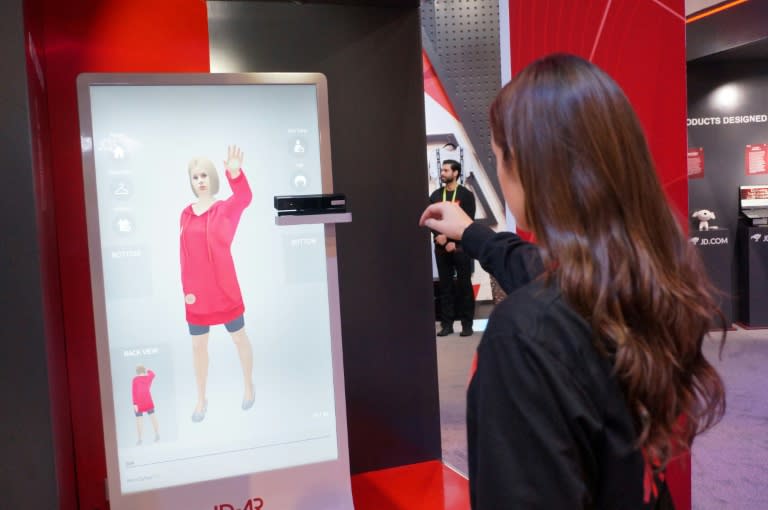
[83,80,339,494]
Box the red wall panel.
[23,1,77,507]
[506,1,690,509]
[508,0,687,223]
[592,0,688,224]
[30,1,209,507]
[509,0,610,68]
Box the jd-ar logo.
[214,498,264,510]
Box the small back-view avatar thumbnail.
[132,364,159,445]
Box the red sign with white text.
[687,148,704,179]
[745,144,768,176]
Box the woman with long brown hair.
[420,54,725,509]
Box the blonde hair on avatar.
[135,364,146,375]
[187,157,220,196]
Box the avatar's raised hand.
[224,145,244,177]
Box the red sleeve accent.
[641,448,668,503]
[468,351,478,386]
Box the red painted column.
[505,1,690,508]
[28,1,209,507]
[507,0,687,222]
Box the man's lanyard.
[442,185,458,203]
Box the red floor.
[351,460,470,510]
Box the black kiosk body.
[737,221,768,327]
[737,185,768,327]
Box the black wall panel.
[208,1,442,473]
[688,60,768,325]
[0,0,60,507]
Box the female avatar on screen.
[180,144,254,423]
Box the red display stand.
[352,461,470,510]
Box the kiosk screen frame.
[76,72,353,510]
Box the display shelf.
[275,212,352,225]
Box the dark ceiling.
[687,0,768,62]
[691,37,768,64]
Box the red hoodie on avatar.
[132,370,156,412]
[180,169,252,326]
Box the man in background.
[429,159,476,336]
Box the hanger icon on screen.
[114,182,129,196]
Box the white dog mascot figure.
[692,209,716,231]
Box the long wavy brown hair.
[490,54,725,468]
